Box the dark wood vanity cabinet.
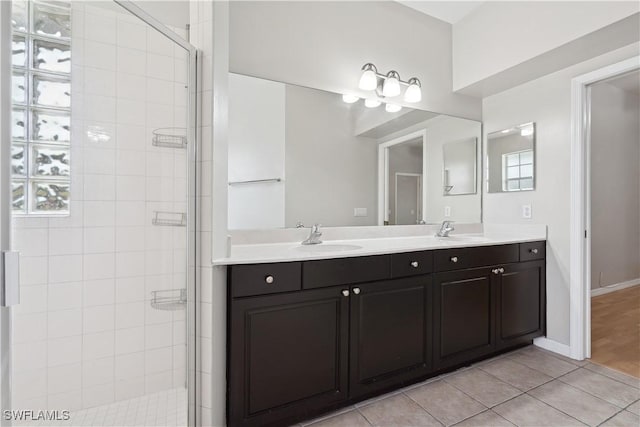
[433,267,496,370]
[349,276,432,398]
[228,286,349,427]
[227,241,546,427]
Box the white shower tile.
[145,371,173,394]
[83,174,116,201]
[83,331,115,360]
[48,255,83,284]
[117,46,146,76]
[49,227,83,255]
[116,176,146,201]
[116,201,146,226]
[48,335,82,367]
[84,279,115,307]
[115,277,145,303]
[115,302,145,329]
[116,227,145,252]
[83,357,115,387]
[115,326,145,355]
[84,227,116,253]
[115,352,145,381]
[13,228,48,257]
[146,53,174,81]
[48,363,82,395]
[145,347,172,374]
[83,304,115,333]
[82,382,115,408]
[84,201,116,227]
[85,40,117,71]
[117,99,146,125]
[83,253,115,280]
[117,20,146,51]
[145,302,172,325]
[85,94,117,123]
[147,30,174,55]
[13,341,47,372]
[47,389,83,411]
[84,12,116,44]
[19,256,48,286]
[48,282,83,311]
[116,150,146,176]
[116,251,145,277]
[115,377,145,401]
[13,368,47,400]
[84,67,116,96]
[13,313,47,344]
[145,322,172,349]
[14,285,47,314]
[48,309,82,338]
[84,147,116,175]
[117,72,147,102]
[146,103,174,129]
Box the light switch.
[353,208,368,217]
[444,206,451,217]
[522,204,532,219]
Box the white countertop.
[213,226,547,265]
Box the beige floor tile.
[444,368,521,407]
[559,368,640,408]
[405,381,486,426]
[601,410,640,427]
[453,410,514,426]
[478,357,553,391]
[493,394,585,426]
[518,345,588,367]
[627,399,640,415]
[585,362,640,389]
[306,410,371,427]
[358,393,441,426]
[508,349,579,378]
[528,380,619,426]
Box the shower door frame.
[0,1,200,425]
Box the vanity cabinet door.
[496,260,546,349]
[228,287,349,427]
[349,276,432,399]
[433,267,496,370]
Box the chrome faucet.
[436,220,455,237]
[301,224,323,245]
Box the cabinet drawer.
[303,255,391,289]
[391,251,433,278]
[434,244,519,272]
[519,241,545,261]
[230,263,301,298]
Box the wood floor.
[590,285,640,378]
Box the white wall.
[590,80,640,289]
[229,1,481,120]
[228,74,285,229]
[453,1,640,92]
[482,42,640,346]
[388,142,423,225]
[11,2,189,411]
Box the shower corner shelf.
[152,211,187,227]
[152,127,188,149]
[151,288,186,311]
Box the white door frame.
[569,56,640,360]
[394,173,423,225]
[378,130,427,225]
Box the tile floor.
[57,388,186,427]
[300,346,640,427]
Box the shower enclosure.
[0,0,198,425]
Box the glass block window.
[11,0,71,215]
[502,150,534,192]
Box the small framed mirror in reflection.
[486,123,536,193]
[442,137,477,196]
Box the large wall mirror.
[487,123,536,193]
[228,73,482,229]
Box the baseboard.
[591,278,640,297]
[534,337,573,359]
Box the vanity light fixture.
[364,99,382,108]
[342,94,360,104]
[358,63,422,103]
[385,103,402,113]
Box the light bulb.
[404,78,422,103]
[385,103,402,113]
[365,99,382,108]
[382,71,401,97]
[342,94,359,104]
[359,63,378,91]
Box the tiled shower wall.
[12,1,190,411]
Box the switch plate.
[353,208,368,217]
[444,206,451,217]
[522,204,532,219]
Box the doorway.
[569,56,640,371]
[395,173,423,225]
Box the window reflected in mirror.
[487,123,536,193]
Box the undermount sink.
[436,235,487,242]
[296,244,363,252]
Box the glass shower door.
[2,1,197,425]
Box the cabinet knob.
[530,248,539,254]
[499,267,505,273]
[265,275,274,284]
[353,287,361,295]
[410,261,419,268]
[492,268,500,275]
[342,289,350,297]
[450,256,458,263]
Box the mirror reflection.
[487,123,536,193]
[443,138,477,196]
[228,73,482,229]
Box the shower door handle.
[0,251,20,307]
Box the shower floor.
[57,388,187,427]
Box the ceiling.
[397,1,484,24]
